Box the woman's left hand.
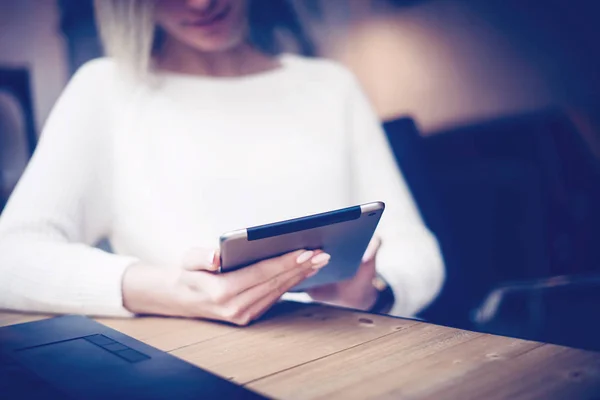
[306,237,382,311]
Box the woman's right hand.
[121,249,330,325]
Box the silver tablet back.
[220,202,384,291]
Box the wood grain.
[1,303,599,400]
[171,303,418,383]
[248,322,481,399]
[425,343,600,400]
[97,316,237,351]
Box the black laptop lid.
[0,315,268,400]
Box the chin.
[192,39,243,53]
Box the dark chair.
[425,108,600,278]
[0,67,37,212]
[383,114,556,329]
[473,274,600,351]
[382,117,443,232]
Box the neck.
[156,37,280,77]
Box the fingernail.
[311,253,331,265]
[296,250,314,264]
[207,250,216,266]
[362,237,382,262]
[362,250,374,263]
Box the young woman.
[0,0,444,325]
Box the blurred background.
[1,0,599,350]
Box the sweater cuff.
[66,248,139,317]
[375,235,444,318]
[0,239,140,317]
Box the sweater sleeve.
[0,59,139,317]
[343,70,445,317]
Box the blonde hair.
[93,0,316,77]
[93,0,157,77]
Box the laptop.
[0,315,268,399]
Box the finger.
[348,254,378,284]
[244,268,318,324]
[197,250,328,307]
[232,256,327,308]
[223,249,329,295]
[306,282,338,301]
[357,248,379,281]
[309,239,380,301]
[362,236,382,263]
[182,247,219,272]
[215,263,321,325]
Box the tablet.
[219,202,385,291]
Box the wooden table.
[1,303,599,399]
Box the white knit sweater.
[0,54,444,318]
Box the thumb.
[306,283,338,301]
[181,247,220,272]
[362,236,382,263]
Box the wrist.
[368,274,395,314]
[121,262,178,316]
[360,285,380,311]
